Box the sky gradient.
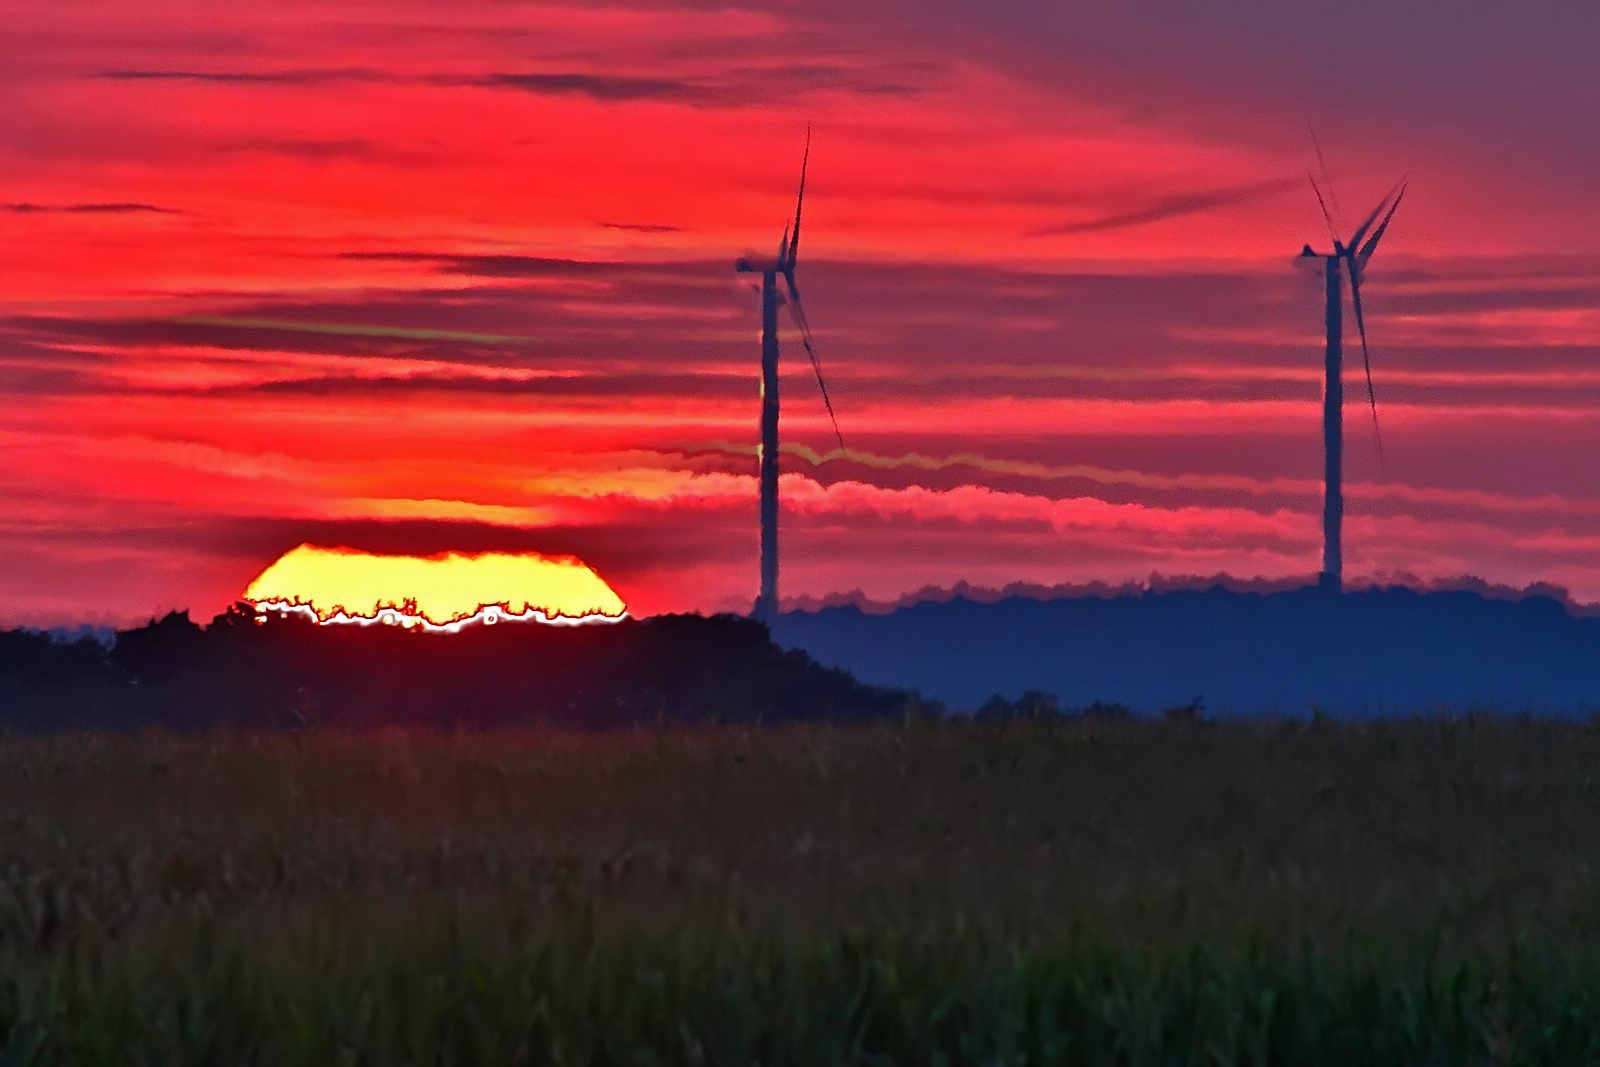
[5,0,1600,625]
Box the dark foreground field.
[5,717,1600,1064]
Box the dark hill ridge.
[0,607,913,732]
[769,586,1600,715]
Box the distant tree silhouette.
[0,629,107,682]
[2,607,915,732]
[110,610,207,685]
[1081,700,1133,721]
[1161,696,1208,725]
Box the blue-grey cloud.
[1,202,177,214]
[90,63,922,106]
[93,68,389,85]
[458,71,708,102]
[600,221,686,234]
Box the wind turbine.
[1297,171,1407,592]
[735,129,844,620]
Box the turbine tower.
[735,129,844,620]
[1297,174,1406,592]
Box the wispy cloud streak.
[1,202,177,214]
[1028,177,1303,237]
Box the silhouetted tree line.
[0,606,919,732]
[772,586,1600,714]
[0,628,109,682]
[973,691,1207,724]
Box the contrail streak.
[1028,176,1302,237]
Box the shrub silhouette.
[0,629,107,683]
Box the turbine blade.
[1348,179,1404,252]
[1357,180,1407,268]
[1308,173,1338,246]
[1307,121,1345,231]
[1347,270,1388,480]
[788,125,810,266]
[782,270,844,449]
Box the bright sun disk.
[242,544,628,631]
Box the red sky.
[5,0,1600,625]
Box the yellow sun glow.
[243,544,627,630]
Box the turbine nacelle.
[735,253,783,274]
[1295,243,1327,265]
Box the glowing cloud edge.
[249,598,629,633]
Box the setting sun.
[242,544,628,631]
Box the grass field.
[4,715,1600,1063]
